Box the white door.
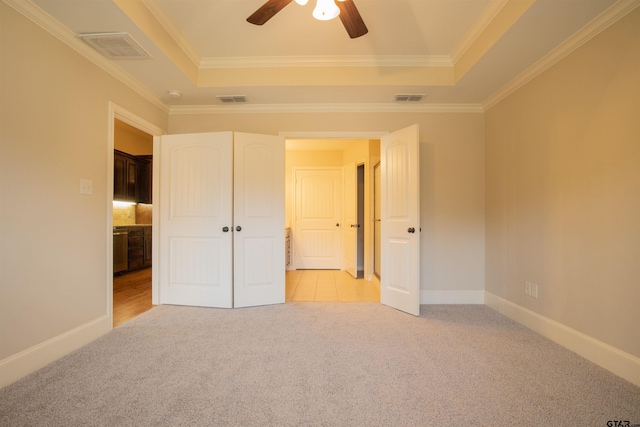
[374,162,381,277]
[380,125,421,316]
[233,132,285,308]
[158,132,233,308]
[343,162,358,278]
[294,168,342,269]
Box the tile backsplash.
[113,204,136,225]
[113,203,153,226]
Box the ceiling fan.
[247,0,368,39]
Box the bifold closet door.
[158,132,234,308]
[158,131,285,309]
[233,132,285,308]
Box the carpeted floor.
[1,303,639,426]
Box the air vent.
[78,32,151,59]
[217,95,247,103]
[394,94,425,102]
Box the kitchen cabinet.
[114,225,152,275]
[138,155,152,204]
[127,226,144,270]
[114,150,152,203]
[143,226,152,267]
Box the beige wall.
[0,1,167,379]
[485,8,640,357]
[170,112,486,295]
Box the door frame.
[107,103,165,324]
[281,131,388,280]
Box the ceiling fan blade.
[337,0,368,38]
[247,0,295,25]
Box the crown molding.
[482,0,640,111]
[140,0,201,66]
[200,55,453,69]
[170,103,483,115]
[450,0,510,65]
[4,0,169,114]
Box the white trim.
[280,131,387,139]
[200,55,452,69]
[450,0,510,65]
[482,0,640,110]
[170,103,484,115]
[0,315,111,388]
[485,291,640,388]
[140,0,201,66]
[4,0,169,113]
[111,103,166,137]
[421,290,485,305]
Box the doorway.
[285,138,378,296]
[108,103,163,327]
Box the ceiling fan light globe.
[294,0,308,5]
[312,0,340,20]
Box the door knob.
[408,227,415,233]
[351,224,359,228]
[222,226,229,232]
[236,226,242,232]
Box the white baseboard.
[0,315,111,389]
[484,291,640,388]
[421,290,485,304]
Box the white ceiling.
[25,0,630,112]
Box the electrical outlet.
[525,281,539,298]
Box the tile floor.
[286,269,380,302]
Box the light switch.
[80,179,93,195]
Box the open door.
[343,162,358,278]
[158,132,234,308]
[233,132,285,308]
[380,125,420,316]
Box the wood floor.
[113,269,380,327]
[113,268,153,327]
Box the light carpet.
[1,303,639,426]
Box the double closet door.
[157,132,285,308]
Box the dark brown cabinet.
[143,226,152,267]
[115,225,152,275]
[138,155,152,204]
[114,150,151,203]
[127,227,144,270]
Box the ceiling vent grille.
[78,32,151,59]
[217,95,247,103]
[394,94,424,102]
